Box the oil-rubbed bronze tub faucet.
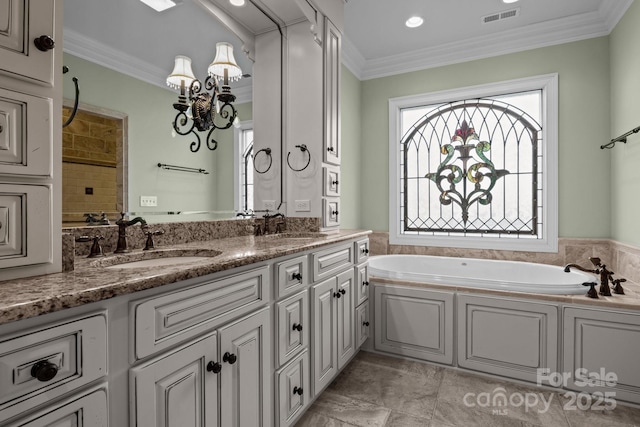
[563,263,597,274]
[115,213,148,253]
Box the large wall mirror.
[62,0,258,226]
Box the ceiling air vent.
[482,8,520,24]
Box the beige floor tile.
[558,394,640,427]
[433,399,540,427]
[384,411,432,426]
[310,391,392,427]
[295,411,357,427]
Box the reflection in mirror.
[62,0,255,227]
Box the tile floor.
[295,351,640,427]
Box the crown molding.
[342,0,633,81]
[63,28,253,104]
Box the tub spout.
[563,263,597,274]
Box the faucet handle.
[589,257,602,267]
[612,278,626,295]
[253,224,263,236]
[76,235,105,258]
[582,282,599,299]
[144,229,164,251]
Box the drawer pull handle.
[293,386,304,396]
[34,35,55,52]
[339,289,346,295]
[31,361,58,382]
[207,361,222,374]
[292,272,302,281]
[223,352,237,365]
[363,281,369,286]
[292,323,303,332]
[363,321,370,327]
[333,292,341,299]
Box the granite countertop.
[0,230,371,326]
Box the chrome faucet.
[115,213,148,253]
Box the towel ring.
[287,144,311,172]
[254,148,273,174]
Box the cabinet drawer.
[0,0,56,85]
[276,350,310,427]
[354,239,370,264]
[355,263,370,307]
[277,290,309,366]
[0,183,51,269]
[0,86,52,176]
[322,198,340,228]
[322,165,340,197]
[134,266,270,359]
[356,300,370,349]
[5,385,108,427]
[312,243,353,283]
[276,254,308,299]
[0,313,107,423]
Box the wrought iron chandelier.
[167,42,242,153]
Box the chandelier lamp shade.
[167,42,241,153]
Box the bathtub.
[368,254,596,295]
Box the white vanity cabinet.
[374,285,454,365]
[563,306,640,404]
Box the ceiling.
[63,0,633,97]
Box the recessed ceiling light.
[230,0,245,6]
[405,16,424,28]
[140,0,179,12]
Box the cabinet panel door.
[312,242,352,282]
[564,307,640,404]
[336,269,355,370]
[458,294,557,383]
[0,0,55,85]
[5,386,108,427]
[322,165,340,197]
[322,198,340,228]
[0,86,52,176]
[276,350,310,427]
[356,301,370,349]
[130,332,219,427]
[277,290,309,366]
[276,254,308,299]
[0,183,51,269]
[219,307,271,427]
[311,278,337,396]
[323,17,341,166]
[374,285,454,365]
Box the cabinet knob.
[34,35,55,52]
[293,386,304,396]
[332,180,339,185]
[31,360,58,382]
[207,361,222,374]
[327,147,334,152]
[223,352,237,365]
[339,289,346,295]
[362,281,370,286]
[363,321,370,327]
[292,272,302,281]
[292,323,303,332]
[333,292,341,299]
[361,248,370,254]
[332,210,339,216]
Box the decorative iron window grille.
[400,92,543,237]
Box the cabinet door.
[277,290,309,366]
[0,183,51,269]
[130,333,219,427]
[323,17,341,166]
[336,269,355,370]
[374,285,454,365]
[0,86,52,176]
[0,0,56,85]
[458,294,557,383]
[311,278,337,396]
[564,307,640,404]
[356,301,370,349]
[219,307,272,427]
[354,263,370,307]
[276,350,310,427]
[5,386,108,427]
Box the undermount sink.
[91,249,223,269]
